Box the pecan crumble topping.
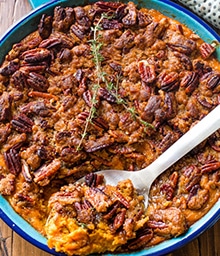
[0,1,219,255]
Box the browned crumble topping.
[0,1,219,255]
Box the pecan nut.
[83,90,100,108]
[0,92,12,122]
[21,159,32,182]
[159,72,179,92]
[34,159,61,186]
[38,14,53,39]
[39,37,61,49]
[0,59,19,76]
[84,134,114,152]
[138,60,156,85]
[201,71,220,89]
[127,228,153,250]
[53,6,75,32]
[167,35,196,55]
[4,148,21,175]
[122,2,137,27]
[201,160,220,174]
[199,42,215,59]
[21,48,51,63]
[180,71,199,94]
[26,72,49,92]
[99,88,117,103]
[11,70,27,90]
[112,208,126,231]
[85,173,104,187]
[11,113,34,133]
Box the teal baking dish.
[0,0,219,255]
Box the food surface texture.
[0,1,219,255]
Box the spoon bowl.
[78,104,220,207]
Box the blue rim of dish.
[162,0,220,41]
[0,196,219,256]
[0,0,220,255]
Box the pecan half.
[174,52,193,71]
[39,37,61,49]
[38,14,53,39]
[0,59,19,76]
[21,48,51,63]
[113,190,130,208]
[193,60,212,76]
[74,6,91,29]
[53,32,75,49]
[94,1,123,12]
[138,60,156,85]
[197,95,213,109]
[93,117,109,130]
[183,165,201,192]
[26,72,49,92]
[11,70,27,90]
[83,90,100,108]
[11,113,34,133]
[71,24,88,40]
[201,71,220,89]
[167,34,196,55]
[4,148,21,175]
[160,183,174,200]
[201,160,220,174]
[142,95,161,123]
[103,201,121,219]
[199,42,215,59]
[159,72,179,92]
[180,71,199,94]
[99,88,117,103]
[84,134,114,152]
[21,159,32,182]
[76,111,89,124]
[163,92,177,120]
[137,10,152,27]
[101,18,123,30]
[160,172,178,200]
[112,208,126,231]
[0,92,12,122]
[21,101,52,117]
[34,159,61,186]
[114,29,135,52]
[122,2,137,27]
[58,48,73,63]
[53,6,75,32]
[127,228,153,250]
[85,173,104,187]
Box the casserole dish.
[0,0,219,255]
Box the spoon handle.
[142,104,220,182]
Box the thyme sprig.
[77,14,153,150]
[77,15,106,151]
[105,72,154,129]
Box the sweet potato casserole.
[0,1,220,255]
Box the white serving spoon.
[79,104,220,207]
